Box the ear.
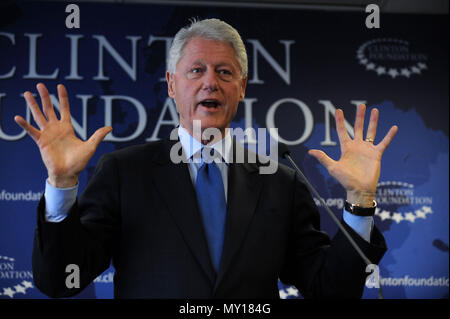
[239,76,248,101]
[166,71,175,99]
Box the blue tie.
[195,153,227,273]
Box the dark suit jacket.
[32,137,387,299]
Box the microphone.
[278,142,383,299]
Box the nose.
[202,69,218,92]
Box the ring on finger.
[365,138,374,143]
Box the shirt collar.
[178,124,232,164]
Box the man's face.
[166,37,247,139]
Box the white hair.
[167,18,248,78]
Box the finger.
[335,109,350,144]
[376,125,398,153]
[354,104,366,140]
[14,115,41,142]
[57,84,71,122]
[308,149,336,170]
[365,108,379,141]
[37,83,58,122]
[87,126,113,149]
[24,91,47,129]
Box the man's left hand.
[308,104,398,207]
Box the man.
[15,18,398,298]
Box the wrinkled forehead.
[178,37,240,66]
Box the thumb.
[308,149,335,170]
[88,126,112,149]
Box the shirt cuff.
[342,209,374,243]
[44,179,78,223]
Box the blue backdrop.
[0,1,448,299]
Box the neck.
[182,123,228,145]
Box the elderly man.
[15,18,397,299]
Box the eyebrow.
[215,63,235,69]
[188,60,236,69]
[190,60,205,66]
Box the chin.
[193,117,223,129]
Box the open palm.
[14,83,112,188]
[309,104,398,206]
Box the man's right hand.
[14,83,112,188]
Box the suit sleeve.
[32,154,121,298]
[279,173,387,299]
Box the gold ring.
[365,138,374,143]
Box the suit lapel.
[150,137,216,285]
[214,141,264,292]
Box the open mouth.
[199,99,220,108]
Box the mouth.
[198,99,221,109]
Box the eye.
[218,69,232,75]
[186,67,203,79]
[218,69,233,81]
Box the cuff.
[342,209,374,243]
[44,179,78,222]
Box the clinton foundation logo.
[356,39,428,79]
[374,181,433,224]
[0,255,34,298]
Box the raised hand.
[14,83,112,188]
[308,104,398,207]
